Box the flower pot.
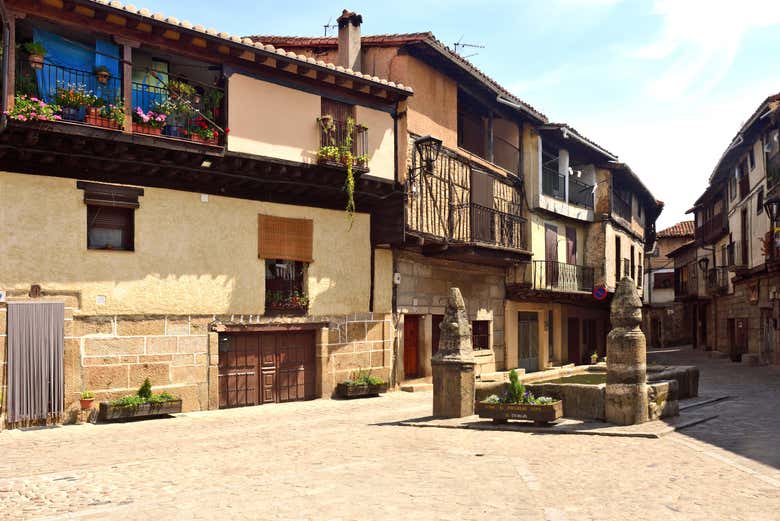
[87,106,100,117]
[191,134,219,146]
[133,123,162,136]
[60,106,85,122]
[95,71,110,85]
[85,114,121,129]
[98,399,183,422]
[336,382,388,399]
[28,54,44,70]
[80,398,94,410]
[475,400,563,425]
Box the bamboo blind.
[258,214,314,262]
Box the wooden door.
[431,314,444,355]
[219,331,315,409]
[471,169,495,242]
[567,317,580,364]
[403,315,420,378]
[565,226,577,265]
[545,224,559,287]
[517,312,539,372]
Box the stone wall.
[396,251,506,372]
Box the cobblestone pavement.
[1,346,779,520]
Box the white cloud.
[633,0,780,100]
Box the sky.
[134,0,780,229]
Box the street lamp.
[414,135,443,171]
[764,197,780,225]
[697,257,709,273]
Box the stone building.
[642,221,695,348]
[678,92,780,363]
[0,1,412,426]
[250,14,662,378]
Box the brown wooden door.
[404,315,420,378]
[219,331,315,409]
[567,317,580,364]
[545,224,559,286]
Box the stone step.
[400,383,433,392]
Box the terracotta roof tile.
[657,221,695,238]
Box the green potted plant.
[336,369,388,398]
[475,369,563,425]
[98,378,181,421]
[53,82,92,122]
[5,95,61,122]
[94,65,111,85]
[23,41,46,70]
[80,390,95,410]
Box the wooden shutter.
[321,98,354,122]
[258,215,313,262]
[77,181,143,208]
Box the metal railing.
[542,167,565,201]
[532,261,596,292]
[14,58,225,144]
[131,74,225,145]
[318,119,368,166]
[568,176,595,209]
[452,203,526,250]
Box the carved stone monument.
[431,288,476,418]
[605,277,648,425]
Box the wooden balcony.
[531,261,597,293]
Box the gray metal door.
[517,311,539,373]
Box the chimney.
[337,9,362,72]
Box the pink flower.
[30,112,36,117]
[31,97,39,102]
[18,115,27,121]
[53,115,62,120]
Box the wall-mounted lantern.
[414,135,443,172]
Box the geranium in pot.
[80,390,95,410]
[53,82,92,122]
[476,369,563,425]
[132,106,167,135]
[23,41,46,70]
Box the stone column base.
[432,360,476,418]
[605,383,648,425]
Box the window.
[654,272,673,289]
[738,159,749,200]
[457,89,487,159]
[78,181,143,252]
[757,187,764,215]
[749,148,756,170]
[265,260,307,314]
[472,320,490,351]
[729,174,737,201]
[614,236,621,282]
[638,252,643,287]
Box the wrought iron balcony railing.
[707,266,730,294]
[613,193,631,221]
[317,119,368,169]
[542,167,566,201]
[532,261,596,292]
[451,203,526,250]
[568,176,595,209]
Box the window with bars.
[472,320,490,351]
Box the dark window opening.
[265,260,308,315]
[87,206,134,251]
[749,148,756,170]
[457,89,486,159]
[757,187,764,215]
[472,320,490,351]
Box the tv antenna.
[453,35,485,58]
[323,17,337,37]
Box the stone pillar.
[432,288,476,418]
[605,277,648,425]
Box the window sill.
[87,247,134,252]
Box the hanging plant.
[341,117,356,228]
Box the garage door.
[218,331,316,409]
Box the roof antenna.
[453,35,485,59]
[323,17,337,37]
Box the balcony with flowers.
[9,22,226,148]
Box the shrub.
[343,369,384,386]
[137,378,153,400]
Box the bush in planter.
[482,369,555,406]
[342,369,385,387]
[109,378,177,408]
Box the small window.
[87,206,134,251]
[757,187,764,215]
[749,148,756,170]
[78,181,143,252]
[472,320,490,351]
[265,260,308,315]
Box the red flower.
[225,127,230,134]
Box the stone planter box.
[475,400,563,425]
[336,382,388,399]
[98,399,182,422]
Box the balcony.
[696,211,728,244]
[613,192,632,222]
[568,176,595,209]
[707,267,730,295]
[316,118,368,172]
[542,167,565,201]
[12,45,226,147]
[451,203,526,250]
[531,261,597,292]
